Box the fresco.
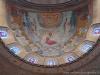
[0,1,99,66]
[8,6,77,56]
[8,5,89,55]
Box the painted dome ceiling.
[0,0,100,73]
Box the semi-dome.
[0,0,100,74]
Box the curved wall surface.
[0,0,100,74]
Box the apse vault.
[0,0,100,73]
